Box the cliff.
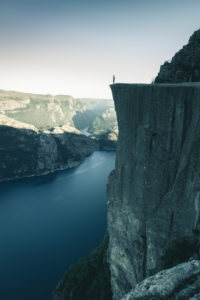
[155,28,200,83]
[108,83,200,300]
[0,116,97,182]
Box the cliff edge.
[108,83,200,300]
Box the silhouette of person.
[113,74,115,84]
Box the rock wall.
[155,28,200,83]
[107,83,200,300]
[0,124,97,182]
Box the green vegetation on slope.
[72,110,98,129]
[89,116,114,135]
[88,108,117,137]
[0,89,114,131]
[53,235,112,300]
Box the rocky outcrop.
[108,83,200,300]
[155,28,200,83]
[0,118,98,182]
[121,260,200,300]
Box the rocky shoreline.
[0,159,84,183]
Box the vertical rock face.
[107,83,200,300]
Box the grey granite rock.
[108,83,200,300]
[121,260,200,300]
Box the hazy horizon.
[0,88,112,100]
[1,0,200,98]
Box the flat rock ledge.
[121,260,200,300]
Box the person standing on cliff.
[113,74,115,84]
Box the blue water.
[0,151,115,300]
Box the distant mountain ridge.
[0,89,117,181]
[0,89,113,131]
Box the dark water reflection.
[0,151,115,300]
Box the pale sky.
[0,0,200,98]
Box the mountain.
[0,90,117,181]
[0,89,113,130]
[52,29,200,300]
[155,28,200,83]
[53,82,200,300]
[0,115,98,182]
[108,83,200,299]
[88,107,118,150]
[89,108,118,136]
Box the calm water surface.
[0,151,115,300]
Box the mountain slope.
[0,90,113,130]
[0,116,98,182]
[155,28,200,83]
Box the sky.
[0,0,200,98]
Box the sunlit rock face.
[107,83,200,300]
[0,89,114,130]
[155,28,200,83]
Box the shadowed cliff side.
[155,28,200,83]
[108,83,200,300]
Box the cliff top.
[110,82,200,88]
